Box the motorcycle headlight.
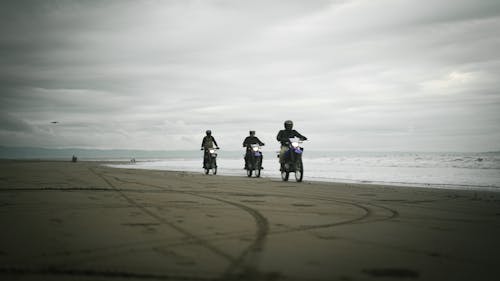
[252,146,259,151]
[209,149,215,153]
[291,141,299,148]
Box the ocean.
[107,150,500,191]
[1,147,498,190]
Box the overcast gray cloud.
[1,0,499,151]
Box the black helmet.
[249,130,255,136]
[284,120,293,130]
[206,130,212,136]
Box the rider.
[242,130,265,169]
[201,130,219,168]
[276,120,307,171]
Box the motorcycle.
[280,137,304,182]
[245,144,263,178]
[202,147,218,175]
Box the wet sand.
[1,160,500,281]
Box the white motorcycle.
[245,144,263,178]
[280,137,304,182]
[202,147,218,175]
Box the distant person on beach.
[243,130,265,169]
[71,155,77,162]
[276,120,307,171]
[201,130,219,168]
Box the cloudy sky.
[1,0,499,152]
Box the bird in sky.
[51,121,59,124]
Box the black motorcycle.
[281,137,304,182]
[202,147,218,175]
[245,144,263,178]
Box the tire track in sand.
[107,170,398,280]
[108,173,270,279]
[90,167,396,280]
[88,168,237,265]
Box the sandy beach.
[1,160,500,281]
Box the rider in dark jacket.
[201,130,218,149]
[243,130,265,169]
[201,130,219,168]
[276,120,307,170]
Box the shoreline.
[105,161,500,192]
[3,158,499,191]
